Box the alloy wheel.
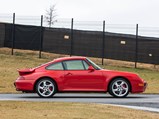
[110,78,130,98]
[36,79,55,98]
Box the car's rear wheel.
[109,78,130,98]
[36,78,56,98]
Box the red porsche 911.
[14,57,147,98]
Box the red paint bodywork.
[14,57,147,93]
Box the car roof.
[53,56,87,62]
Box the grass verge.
[0,101,159,119]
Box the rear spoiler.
[18,68,35,76]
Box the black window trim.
[82,60,90,70]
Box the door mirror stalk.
[88,66,94,71]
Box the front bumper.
[142,82,147,92]
[132,81,147,93]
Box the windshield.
[86,58,102,70]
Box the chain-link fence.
[0,13,159,67]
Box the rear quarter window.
[46,62,64,70]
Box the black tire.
[109,78,130,98]
[36,78,56,98]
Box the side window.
[83,60,89,69]
[63,60,85,70]
[46,62,64,70]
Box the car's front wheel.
[36,78,56,98]
[109,78,130,98]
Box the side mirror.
[88,66,94,71]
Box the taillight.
[17,76,25,80]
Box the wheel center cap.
[44,86,48,89]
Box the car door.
[45,62,65,86]
[62,59,105,91]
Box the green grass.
[0,48,159,93]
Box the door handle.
[65,72,73,76]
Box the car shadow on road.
[18,95,147,99]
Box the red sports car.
[14,57,147,98]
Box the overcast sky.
[0,0,159,27]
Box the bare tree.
[45,5,57,28]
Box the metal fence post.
[39,15,43,58]
[135,24,138,68]
[70,18,74,56]
[11,13,15,55]
[102,20,105,65]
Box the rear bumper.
[14,79,34,91]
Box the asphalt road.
[0,93,159,110]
